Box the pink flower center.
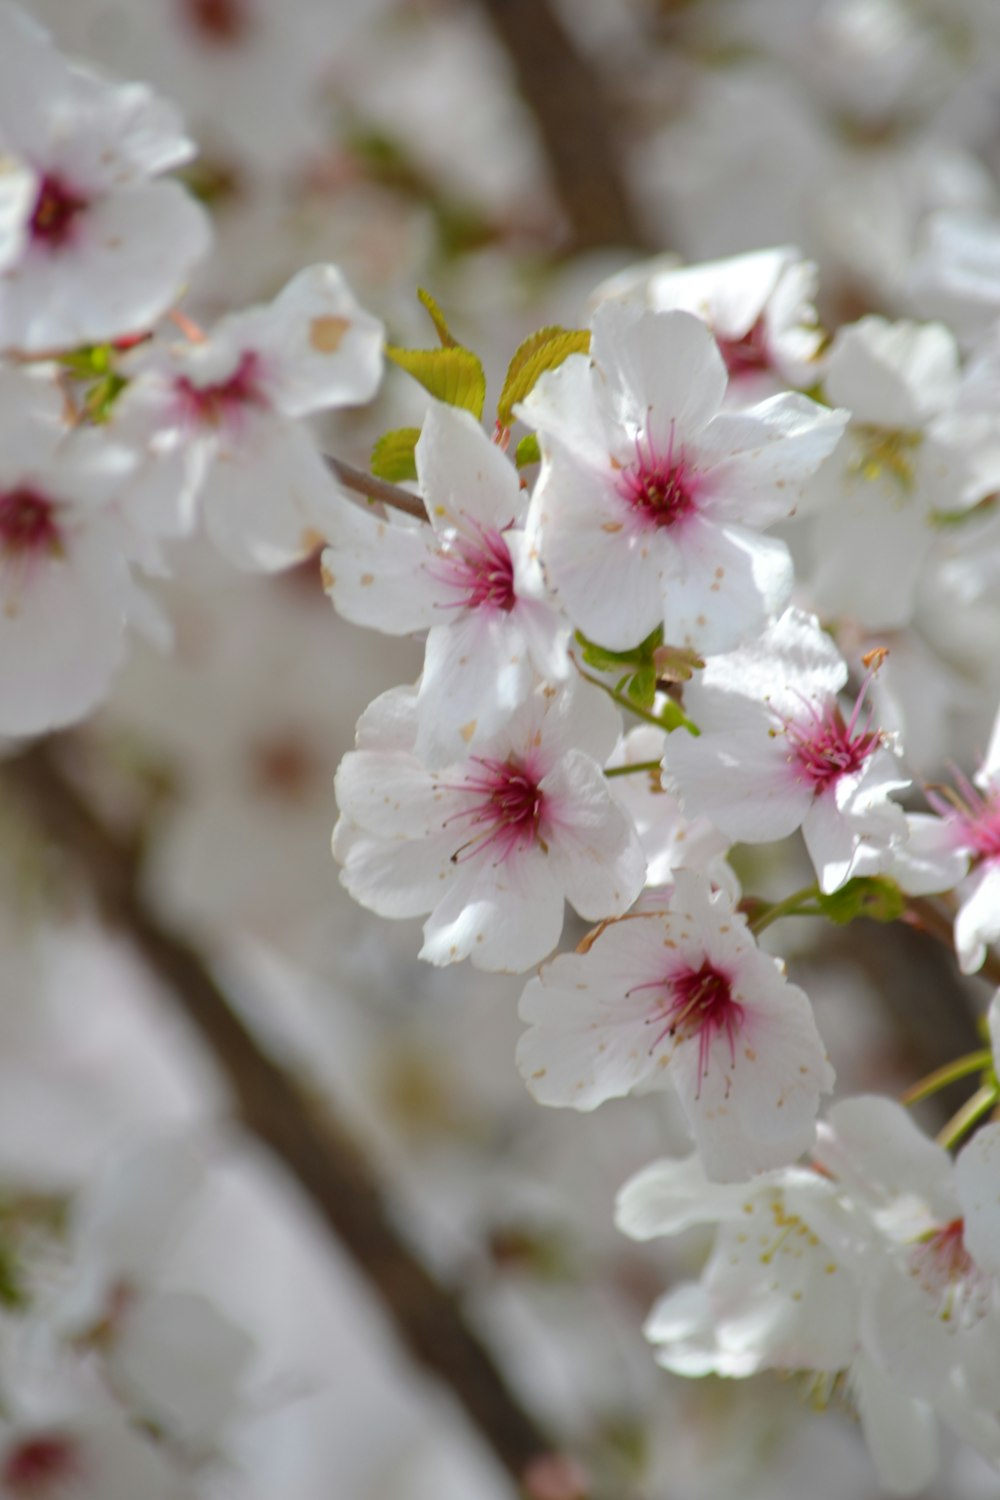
[617,426,699,531]
[429,519,517,613]
[0,488,61,557]
[907,1218,992,1325]
[174,350,265,429]
[784,671,882,794]
[633,958,744,1091]
[29,175,87,249]
[442,755,545,865]
[927,770,1000,864]
[716,317,771,378]
[180,0,250,43]
[3,1434,84,1496]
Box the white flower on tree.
[333,678,646,972]
[519,300,847,655]
[115,264,385,570]
[0,2,210,353]
[323,401,568,766]
[922,705,1000,973]
[664,608,909,893]
[517,870,833,1180]
[806,316,975,630]
[597,244,825,396]
[0,367,165,737]
[615,1151,943,1496]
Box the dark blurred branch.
[477,0,651,252]
[3,741,555,1487]
[326,454,428,520]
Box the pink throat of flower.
[785,672,882,794]
[174,350,265,429]
[633,958,744,1089]
[2,1434,85,1497]
[617,424,699,531]
[441,755,544,865]
[29,175,87,249]
[180,0,251,43]
[428,517,517,613]
[927,769,1000,864]
[0,488,61,558]
[716,317,772,378]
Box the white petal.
[661,517,793,655]
[420,846,565,971]
[202,413,343,571]
[542,749,646,919]
[235,263,384,417]
[322,500,442,635]
[956,1124,1000,1278]
[416,401,524,531]
[591,303,727,447]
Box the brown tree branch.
[326,454,428,521]
[2,741,556,1487]
[476,0,652,253]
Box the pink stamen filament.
[785,668,882,792]
[927,766,1000,863]
[438,755,544,865]
[617,421,698,531]
[630,959,744,1093]
[907,1218,992,1324]
[426,517,518,613]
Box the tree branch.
[326,454,428,521]
[476,0,652,253]
[2,741,556,1486]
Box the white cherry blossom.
[597,245,824,396]
[323,401,567,766]
[0,2,210,353]
[519,300,847,655]
[517,870,833,1179]
[334,678,646,972]
[114,263,385,570]
[0,365,160,737]
[664,608,909,893]
[806,315,975,630]
[921,704,1000,973]
[813,1092,1000,1426]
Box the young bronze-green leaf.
[497,326,590,427]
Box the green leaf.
[815,876,905,926]
[371,427,421,483]
[84,372,127,425]
[417,288,457,348]
[626,664,657,710]
[497,326,590,428]
[515,433,541,468]
[386,345,486,418]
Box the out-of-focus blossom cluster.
[7,1,1000,1497]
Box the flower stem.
[937,1083,999,1151]
[901,1050,993,1107]
[749,885,822,934]
[604,760,663,779]
[576,667,697,735]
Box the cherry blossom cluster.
[0,1138,256,1500]
[0,2,383,736]
[323,246,1000,1489]
[8,1,1000,1491]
